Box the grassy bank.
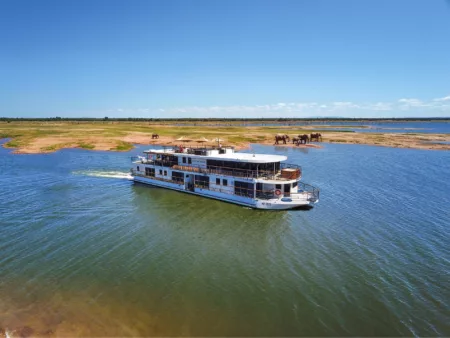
[1,121,449,153]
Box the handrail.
[143,144,235,154]
[131,158,302,181]
[281,162,301,169]
[131,169,319,202]
[132,170,271,199]
[296,182,320,202]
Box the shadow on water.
[130,182,292,232]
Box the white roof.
[207,152,287,163]
[144,149,286,163]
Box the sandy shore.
[1,122,449,153]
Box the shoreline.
[3,137,450,154]
[1,122,450,154]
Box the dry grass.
[0,121,449,153]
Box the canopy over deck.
[143,146,287,163]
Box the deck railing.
[296,181,320,202]
[131,169,319,202]
[132,170,258,198]
[281,162,301,170]
[131,157,301,181]
[140,145,236,155]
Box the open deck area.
[132,156,301,181]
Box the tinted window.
[182,157,186,164]
[171,171,184,183]
[188,158,192,164]
[234,181,254,198]
[145,167,155,177]
[223,179,228,186]
[216,178,220,185]
[195,175,209,188]
[276,184,281,189]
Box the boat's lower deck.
[133,175,318,210]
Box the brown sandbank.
[1,121,449,154]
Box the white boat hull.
[133,175,317,210]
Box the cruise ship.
[130,145,319,210]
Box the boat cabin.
[132,145,303,199]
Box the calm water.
[172,121,450,134]
[1,140,449,336]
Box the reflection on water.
[0,143,449,336]
[273,145,311,154]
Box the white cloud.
[369,102,392,111]
[105,94,450,118]
[398,98,424,107]
[433,95,450,102]
[332,102,360,109]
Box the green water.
[0,142,449,336]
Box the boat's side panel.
[134,175,184,191]
[131,160,317,210]
[133,175,257,208]
[133,175,315,210]
[255,198,317,210]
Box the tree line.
[0,117,449,122]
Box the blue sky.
[1,0,450,118]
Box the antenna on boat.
[249,144,255,157]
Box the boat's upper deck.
[143,145,287,163]
[134,145,301,181]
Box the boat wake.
[73,170,133,180]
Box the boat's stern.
[255,182,319,210]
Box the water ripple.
[0,144,449,336]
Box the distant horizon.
[2,92,450,119]
[2,116,449,121]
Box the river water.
[0,140,449,336]
[172,121,450,134]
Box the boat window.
[182,157,186,164]
[137,166,140,171]
[216,178,220,185]
[234,181,255,198]
[188,158,192,164]
[164,170,167,176]
[195,175,209,189]
[159,169,162,175]
[223,179,228,186]
[171,171,184,184]
[293,182,298,188]
[145,167,155,177]
[276,184,281,189]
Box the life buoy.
[275,189,282,196]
